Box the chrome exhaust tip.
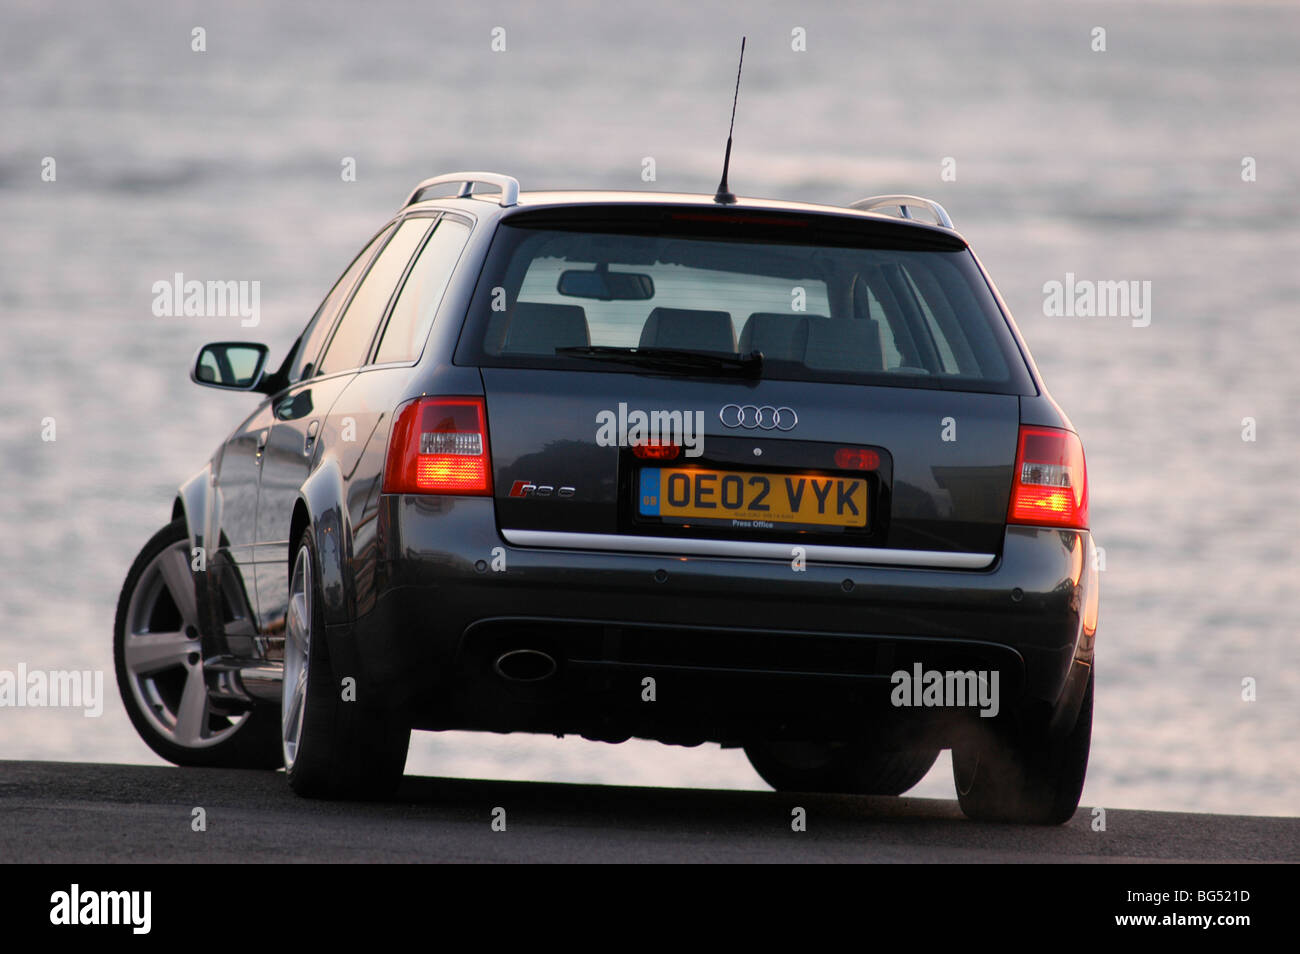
[493,649,558,683]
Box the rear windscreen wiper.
[555,345,764,378]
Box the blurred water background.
[1,0,1297,816]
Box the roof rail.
[404,171,520,208]
[848,194,953,230]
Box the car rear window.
[456,217,1035,394]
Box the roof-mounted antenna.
[713,36,746,205]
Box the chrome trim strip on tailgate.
[500,530,995,569]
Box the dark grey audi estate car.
[115,172,1097,823]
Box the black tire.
[744,739,940,795]
[952,672,1093,825]
[114,519,281,769]
[282,528,409,799]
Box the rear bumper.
[330,496,1096,745]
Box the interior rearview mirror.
[557,266,654,301]
[191,342,270,391]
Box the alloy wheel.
[122,540,243,748]
[281,545,312,770]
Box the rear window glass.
[456,223,1034,394]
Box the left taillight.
[383,396,492,495]
[1007,425,1089,530]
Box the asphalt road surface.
[1,761,1296,863]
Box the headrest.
[638,307,736,353]
[502,302,590,354]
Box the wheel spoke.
[281,546,313,769]
[287,591,308,644]
[284,675,306,744]
[172,666,211,746]
[156,543,200,629]
[123,630,193,676]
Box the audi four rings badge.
[719,404,798,430]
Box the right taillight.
[383,396,492,495]
[1007,426,1089,529]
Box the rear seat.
[501,302,590,354]
[739,311,885,372]
[803,318,885,372]
[639,307,736,353]
[739,312,821,361]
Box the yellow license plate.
[638,467,868,528]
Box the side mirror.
[191,342,270,391]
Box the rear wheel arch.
[289,499,312,575]
[295,460,352,626]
